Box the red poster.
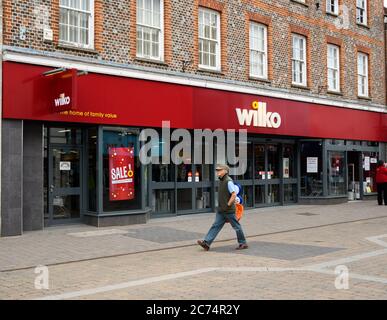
[109,147,135,201]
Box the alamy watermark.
[34,265,49,290]
[334,265,349,290]
[139,121,248,176]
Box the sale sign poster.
[109,147,135,201]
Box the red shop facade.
[1,61,386,236]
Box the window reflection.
[363,152,379,193]
[49,128,82,145]
[328,151,346,196]
[254,144,265,179]
[300,141,323,197]
[283,144,295,179]
[267,144,279,179]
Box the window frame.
[326,0,339,15]
[356,0,367,26]
[357,52,369,98]
[249,22,268,79]
[291,33,307,87]
[136,0,165,61]
[198,7,221,71]
[59,0,95,50]
[327,44,340,92]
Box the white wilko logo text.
[54,93,71,107]
[236,101,281,129]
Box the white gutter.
[3,50,387,114]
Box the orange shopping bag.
[235,203,244,221]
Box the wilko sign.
[50,68,77,112]
[54,93,71,107]
[236,101,281,129]
[109,147,135,201]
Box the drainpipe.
[0,0,3,234]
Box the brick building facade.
[2,0,386,105]
[0,0,386,236]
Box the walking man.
[197,164,248,251]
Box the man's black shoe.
[197,240,210,251]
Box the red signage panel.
[109,147,135,201]
[2,62,387,142]
[49,68,78,112]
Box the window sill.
[135,57,168,66]
[326,11,339,18]
[290,0,308,8]
[357,95,372,101]
[356,23,370,29]
[197,67,224,75]
[291,84,310,90]
[58,42,99,54]
[249,76,271,83]
[327,90,343,96]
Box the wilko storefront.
[1,61,386,236]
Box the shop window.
[254,144,265,179]
[152,163,173,182]
[283,144,295,179]
[229,142,253,180]
[267,144,279,179]
[177,163,192,182]
[300,141,323,197]
[284,184,297,202]
[327,139,344,146]
[49,127,82,145]
[87,128,97,212]
[151,138,174,182]
[328,151,346,196]
[195,187,211,209]
[363,152,379,194]
[44,127,48,219]
[177,189,192,210]
[102,128,142,212]
[152,189,174,213]
[242,186,253,208]
[346,140,362,146]
[267,184,280,203]
[255,185,264,205]
[194,143,212,182]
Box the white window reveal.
[326,0,339,15]
[249,22,268,79]
[198,8,221,71]
[356,0,367,25]
[357,52,369,97]
[327,44,340,92]
[59,0,94,49]
[291,34,307,86]
[136,0,164,61]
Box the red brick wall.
[2,0,386,108]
